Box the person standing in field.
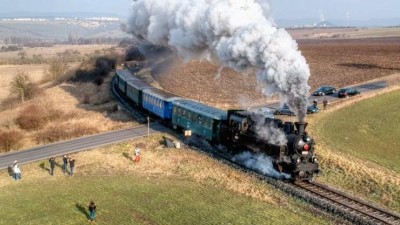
[134,147,141,163]
[69,157,75,176]
[49,156,56,176]
[88,201,97,222]
[323,98,328,110]
[313,99,318,108]
[63,155,68,174]
[12,160,22,180]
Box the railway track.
[293,181,400,225]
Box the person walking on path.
[88,201,97,222]
[323,98,328,110]
[12,160,22,180]
[69,158,75,176]
[49,156,56,176]
[63,155,68,174]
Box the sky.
[0,0,399,21]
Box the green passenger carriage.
[172,99,227,143]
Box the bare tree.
[17,50,27,64]
[47,59,67,81]
[9,71,38,102]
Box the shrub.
[69,56,116,85]
[9,71,41,102]
[81,93,91,104]
[15,104,47,130]
[0,129,23,152]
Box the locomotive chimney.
[294,122,308,135]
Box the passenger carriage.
[116,69,153,106]
[172,99,227,142]
[142,88,180,120]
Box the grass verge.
[308,87,400,212]
[0,135,330,225]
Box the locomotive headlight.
[303,135,311,142]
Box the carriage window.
[188,111,192,120]
[198,116,202,125]
[182,109,186,118]
[192,113,197,122]
[173,107,176,114]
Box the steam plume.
[126,0,310,121]
[233,152,291,179]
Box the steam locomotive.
[115,69,319,180]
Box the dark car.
[338,88,360,98]
[307,105,320,114]
[312,86,336,96]
[274,104,320,116]
[274,105,295,116]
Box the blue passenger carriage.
[172,99,227,142]
[116,69,153,106]
[142,88,180,120]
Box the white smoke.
[126,0,310,121]
[232,151,291,179]
[255,121,287,145]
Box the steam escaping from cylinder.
[125,0,310,121]
[233,152,291,179]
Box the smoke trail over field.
[125,0,310,121]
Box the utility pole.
[147,116,150,139]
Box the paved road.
[0,123,169,169]
[256,80,388,112]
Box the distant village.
[0,17,120,29]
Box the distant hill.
[275,18,400,28]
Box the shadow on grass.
[75,203,89,219]
[7,165,13,177]
[122,152,134,162]
[54,161,63,169]
[39,162,50,172]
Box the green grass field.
[0,176,328,225]
[310,89,400,211]
[314,89,400,172]
[0,138,330,225]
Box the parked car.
[338,88,360,98]
[274,104,320,116]
[254,107,275,119]
[307,105,320,114]
[312,86,336,96]
[274,105,295,116]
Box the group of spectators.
[49,155,76,176]
[7,144,143,222]
[10,155,76,180]
[313,98,329,110]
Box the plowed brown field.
[152,37,400,107]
